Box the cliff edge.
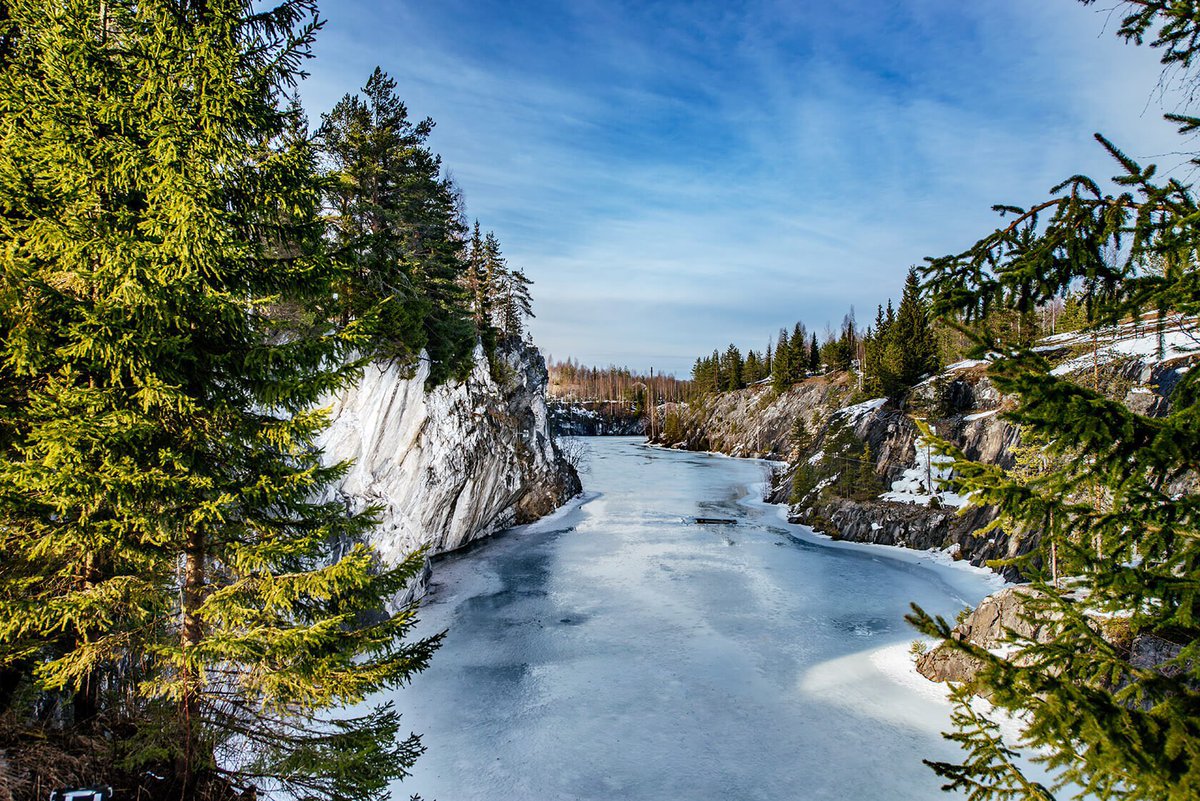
[317,341,581,581]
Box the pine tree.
[909,4,1200,797]
[772,328,792,393]
[319,66,474,385]
[0,3,440,797]
[891,268,938,386]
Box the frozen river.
[388,437,1004,800]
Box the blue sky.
[302,1,1189,376]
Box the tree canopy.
[909,3,1200,798]
[0,2,535,797]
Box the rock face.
[317,342,581,580]
[650,365,1029,571]
[915,585,1186,688]
[655,375,850,459]
[915,586,1051,683]
[774,374,1031,577]
[548,401,644,436]
[652,347,1195,575]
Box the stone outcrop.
[915,585,1187,688]
[773,374,1031,575]
[651,343,1195,574]
[317,341,581,590]
[915,586,1051,683]
[549,401,644,436]
[654,374,851,459]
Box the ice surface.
[384,438,1004,800]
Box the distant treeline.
[689,268,1092,399]
[547,359,690,412]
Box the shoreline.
[639,437,1010,594]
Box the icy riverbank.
[384,438,1016,800]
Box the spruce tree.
[0,3,440,797]
[808,332,820,373]
[862,304,890,396]
[909,4,1200,797]
[744,350,762,384]
[465,220,493,341]
[789,322,808,381]
[892,268,938,386]
[319,67,474,385]
[498,267,535,341]
[772,328,792,393]
[723,344,743,390]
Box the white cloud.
[303,0,1195,376]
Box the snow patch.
[834,397,887,422]
[1049,323,1199,376]
[880,441,967,508]
[945,359,990,371]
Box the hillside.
[650,315,1199,577]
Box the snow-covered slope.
[1044,313,1198,377]
[317,342,581,576]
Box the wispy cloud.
[304,0,1190,375]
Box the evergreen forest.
[4,2,1200,801]
[0,2,535,798]
[686,267,1085,402]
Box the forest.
[688,267,1093,401]
[0,2,535,798]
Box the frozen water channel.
[388,437,1003,800]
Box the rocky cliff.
[914,584,1184,687]
[317,341,581,588]
[652,320,1198,576]
[548,400,644,436]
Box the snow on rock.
[880,440,967,508]
[944,359,991,371]
[1049,318,1200,376]
[834,397,888,422]
[316,342,581,575]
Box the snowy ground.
[1047,314,1199,376]
[880,441,969,508]
[383,438,1010,800]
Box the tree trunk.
[72,554,101,726]
[178,527,206,793]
